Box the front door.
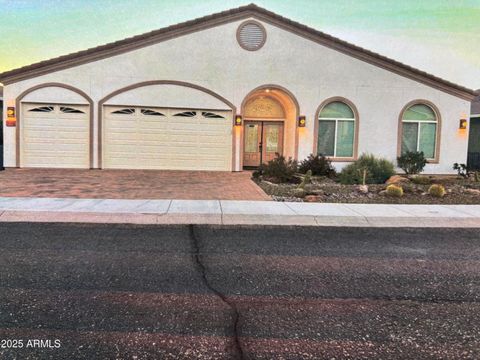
[243,121,284,167]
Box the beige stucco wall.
[2,17,471,173]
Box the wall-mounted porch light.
[298,115,306,128]
[6,106,16,127]
[459,118,467,130]
[235,115,243,126]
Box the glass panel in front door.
[263,123,283,164]
[245,124,259,153]
[265,125,280,153]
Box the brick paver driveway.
[0,169,270,200]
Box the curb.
[1,210,480,227]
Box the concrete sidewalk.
[0,197,479,227]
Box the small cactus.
[386,184,403,197]
[428,184,446,198]
[297,170,312,190]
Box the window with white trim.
[317,101,355,158]
[401,104,438,159]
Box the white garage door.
[103,106,232,170]
[21,103,90,168]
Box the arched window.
[400,103,438,160]
[318,101,356,158]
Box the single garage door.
[21,103,90,168]
[103,106,232,170]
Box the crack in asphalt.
[188,225,246,360]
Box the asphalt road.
[0,223,479,359]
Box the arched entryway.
[241,86,299,168]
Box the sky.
[0,0,479,89]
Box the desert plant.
[339,154,395,185]
[256,155,298,183]
[411,176,431,185]
[358,168,368,186]
[428,184,446,198]
[475,171,480,183]
[453,163,469,178]
[298,154,336,177]
[386,184,404,197]
[402,183,415,193]
[397,151,427,175]
[297,170,312,190]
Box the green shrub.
[411,176,431,185]
[386,184,404,197]
[339,154,395,185]
[256,155,298,183]
[428,184,446,198]
[298,154,336,177]
[397,151,427,175]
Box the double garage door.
[20,103,232,171]
[103,106,232,171]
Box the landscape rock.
[304,195,322,202]
[272,196,303,202]
[356,185,369,194]
[386,175,410,185]
[464,188,480,196]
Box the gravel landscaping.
[256,175,480,204]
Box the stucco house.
[0,4,478,173]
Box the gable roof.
[0,3,477,100]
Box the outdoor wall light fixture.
[235,115,243,126]
[298,115,306,127]
[6,106,16,127]
[459,118,467,130]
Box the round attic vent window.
[237,21,266,51]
